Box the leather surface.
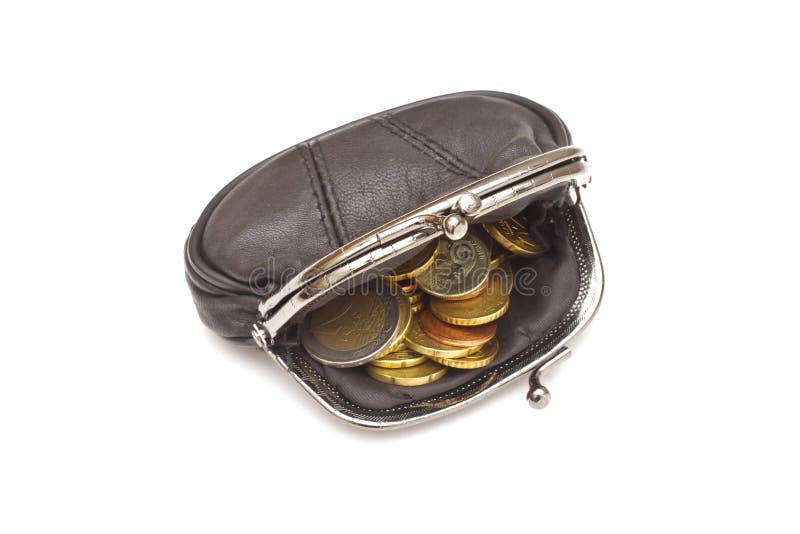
[185,91,572,340]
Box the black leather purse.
[184,91,603,427]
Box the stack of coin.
[300,215,545,387]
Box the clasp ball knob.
[442,213,469,240]
[455,193,482,216]
[527,383,551,409]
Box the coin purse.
[185,91,604,428]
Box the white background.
[1,2,798,532]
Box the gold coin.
[404,315,483,359]
[366,360,448,386]
[483,216,545,257]
[427,338,499,369]
[429,265,512,326]
[409,292,424,304]
[301,283,411,367]
[411,301,425,314]
[371,349,428,369]
[384,336,407,354]
[438,274,489,301]
[392,340,408,351]
[416,234,490,300]
[381,241,438,282]
[489,247,511,270]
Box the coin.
[385,336,407,353]
[416,233,490,300]
[371,349,428,369]
[404,315,483,359]
[419,309,496,347]
[381,241,438,282]
[429,265,512,326]
[483,216,545,257]
[411,301,425,314]
[366,360,448,386]
[489,247,511,270]
[301,283,412,367]
[398,280,418,295]
[441,274,489,301]
[409,292,424,304]
[427,338,500,369]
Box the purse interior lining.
[291,201,580,410]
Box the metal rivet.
[251,324,268,348]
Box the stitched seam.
[298,145,335,249]
[309,140,348,244]
[371,117,477,179]
[307,143,344,246]
[385,114,485,177]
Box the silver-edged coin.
[301,282,411,368]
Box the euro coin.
[409,292,424,304]
[483,216,545,257]
[489,247,511,270]
[371,349,428,369]
[366,360,448,386]
[386,336,407,353]
[404,315,483,359]
[381,241,438,282]
[416,233,490,300]
[398,280,418,294]
[443,274,489,301]
[429,265,512,326]
[427,338,499,369]
[419,309,496,348]
[301,283,412,367]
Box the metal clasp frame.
[254,146,590,344]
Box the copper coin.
[398,280,418,295]
[418,309,496,348]
[404,316,483,359]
